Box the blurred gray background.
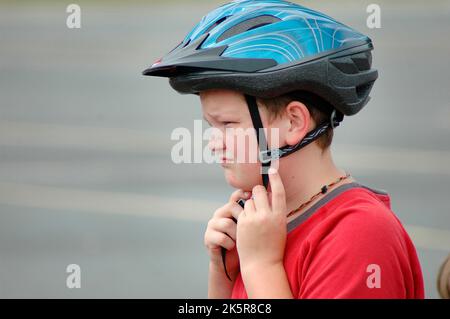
[0,0,449,298]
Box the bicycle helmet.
[143,0,378,186]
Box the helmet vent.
[330,57,359,74]
[356,81,374,99]
[204,16,229,35]
[217,15,281,43]
[182,39,191,48]
[351,52,371,71]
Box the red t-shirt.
[231,182,424,299]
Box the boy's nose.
[208,131,226,153]
[208,136,225,153]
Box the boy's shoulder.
[298,184,408,246]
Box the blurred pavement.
[0,0,449,298]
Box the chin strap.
[245,95,271,188]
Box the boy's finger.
[252,185,270,213]
[244,198,256,215]
[229,189,251,203]
[268,168,286,214]
[214,202,244,221]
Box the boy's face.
[200,89,281,190]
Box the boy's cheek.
[225,132,259,164]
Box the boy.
[143,0,424,298]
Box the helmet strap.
[244,95,344,190]
[245,95,271,189]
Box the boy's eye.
[202,117,237,127]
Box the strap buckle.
[259,148,282,164]
[330,109,344,129]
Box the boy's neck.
[274,145,354,221]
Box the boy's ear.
[284,101,311,146]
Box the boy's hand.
[204,189,251,279]
[236,168,287,272]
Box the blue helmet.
[143,0,378,116]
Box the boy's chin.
[223,169,258,191]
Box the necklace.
[286,172,352,219]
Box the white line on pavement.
[0,181,215,222]
[1,120,450,175]
[0,181,449,251]
[0,121,166,154]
